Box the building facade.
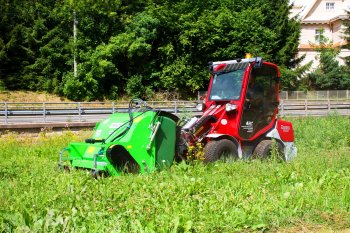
[291,0,350,69]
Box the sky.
[290,0,312,7]
[292,0,307,4]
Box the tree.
[307,42,350,90]
[279,56,312,91]
[0,0,301,100]
[0,0,39,89]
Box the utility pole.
[73,10,78,79]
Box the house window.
[315,28,325,43]
[326,2,335,10]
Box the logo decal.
[241,121,254,133]
[281,125,290,132]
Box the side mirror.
[225,103,237,112]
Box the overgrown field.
[1,116,350,232]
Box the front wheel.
[253,139,284,160]
[204,139,238,163]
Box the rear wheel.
[204,139,238,163]
[253,139,284,160]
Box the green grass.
[0,116,350,232]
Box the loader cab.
[208,68,245,101]
[239,63,280,140]
[205,58,280,140]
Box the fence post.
[43,103,46,123]
[174,101,178,114]
[280,99,284,117]
[78,102,81,122]
[328,99,331,112]
[5,103,8,124]
[347,90,349,99]
[305,99,308,116]
[327,90,329,99]
[112,102,115,113]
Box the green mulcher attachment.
[59,99,178,176]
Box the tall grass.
[0,116,349,232]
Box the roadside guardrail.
[0,100,349,127]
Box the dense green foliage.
[306,42,350,90]
[304,9,350,91]
[1,116,350,231]
[279,56,312,91]
[0,0,300,100]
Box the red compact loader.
[178,57,297,162]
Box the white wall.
[299,48,350,71]
[304,0,348,21]
[298,50,320,70]
[296,0,350,70]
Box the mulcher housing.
[60,108,178,176]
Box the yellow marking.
[87,146,95,154]
[133,117,143,123]
[194,126,204,135]
[126,145,132,149]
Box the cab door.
[239,64,279,140]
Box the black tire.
[204,139,238,163]
[253,139,284,160]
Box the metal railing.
[0,100,349,126]
[279,99,350,116]
[280,90,350,100]
[0,101,198,125]
[198,90,350,100]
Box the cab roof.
[209,57,263,74]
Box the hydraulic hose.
[85,99,155,144]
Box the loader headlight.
[225,103,237,112]
[196,103,205,111]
